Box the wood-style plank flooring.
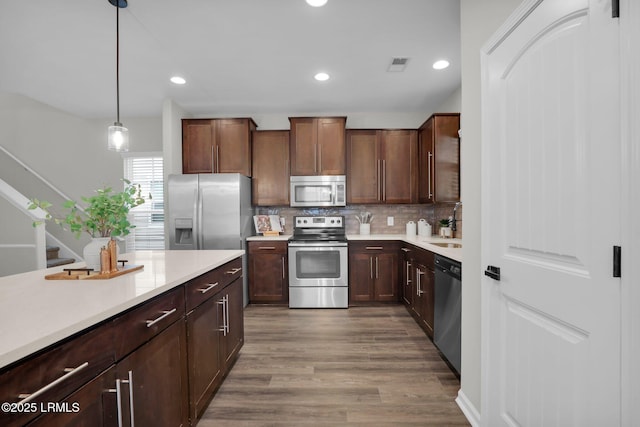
[198,305,470,426]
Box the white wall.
[436,86,462,113]
[0,92,162,205]
[458,0,522,422]
[190,111,431,131]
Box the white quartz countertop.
[247,234,462,262]
[0,249,243,369]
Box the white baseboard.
[456,389,481,427]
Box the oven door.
[288,242,348,287]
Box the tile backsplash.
[255,203,462,238]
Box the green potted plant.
[29,179,146,270]
[439,218,452,238]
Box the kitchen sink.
[430,242,462,248]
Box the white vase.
[83,237,115,271]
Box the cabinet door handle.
[282,256,286,280]
[146,308,177,328]
[17,361,89,403]
[112,378,124,427]
[370,257,374,279]
[416,269,424,296]
[216,145,220,173]
[198,282,219,294]
[226,294,230,334]
[365,246,383,250]
[406,262,412,285]
[428,151,433,199]
[211,146,215,173]
[225,267,242,275]
[376,160,382,200]
[318,144,322,173]
[375,256,379,279]
[121,370,135,427]
[314,144,318,174]
[401,248,411,253]
[382,159,386,201]
[258,246,276,250]
[218,296,229,336]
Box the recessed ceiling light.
[306,0,328,6]
[314,72,330,81]
[170,76,186,85]
[432,60,450,70]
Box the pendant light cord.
[115,3,120,124]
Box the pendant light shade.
[107,0,129,152]
[108,123,129,151]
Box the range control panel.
[293,216,344,229]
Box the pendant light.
[107,0,129,152]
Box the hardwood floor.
[198,305,470,426]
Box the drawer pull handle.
[401,248,411,253]
[225,267,242,275]
[198,282,219,294]
[146,308,177,328]
[17,361,89,403]
[258,246,276,250]
[365,246,384,250]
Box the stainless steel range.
[288,215,348,308]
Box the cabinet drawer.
[349,240,399,253]
[113,287,185,359]
[185,257,243,312]
[0,322,114,427]
[248,241,287,254]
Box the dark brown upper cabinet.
[289,117,346,176]
[346,129,418,204]
[251,130,290,206]
[182,118,257,176]
[418,113,461,203]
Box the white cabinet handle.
[146,308,177,328]
[17,361,89,403]
[198,282,219,294]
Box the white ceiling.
[0,0,460,119]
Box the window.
[123,154,165,251]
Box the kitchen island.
[0,249,244,427]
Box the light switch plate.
[387,216,394,226]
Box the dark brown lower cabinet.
[186,275,244,423]
[187,295,223,421]
[28,367,118,427]
[402,245,435,339]
[116,320,189,427]
[1,256,244,427]
[248,241,288,304]
[349,241,399,304]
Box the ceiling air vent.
[387,57,409,72]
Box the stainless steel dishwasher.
[434,254,461,375]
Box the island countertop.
[0,249,244,370]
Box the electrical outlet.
[387,216,394,226]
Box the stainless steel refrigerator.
[168,173,252,305]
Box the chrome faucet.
[451,202,462,231]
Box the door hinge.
[612,0,619,18]
[613,246,621,278]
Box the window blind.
[123,155,165,251]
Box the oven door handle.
[288,242,348,248]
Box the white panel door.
[481,0,621,426]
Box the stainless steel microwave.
[290,175,346,207]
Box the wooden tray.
[45,264,144,280]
